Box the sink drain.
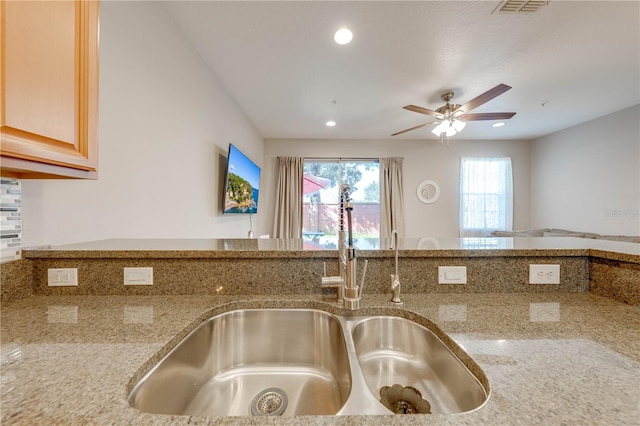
[250,388,288,416]
[380,384,431,414]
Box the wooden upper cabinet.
[0,0,99,179]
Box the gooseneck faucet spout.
[390,229,402,304]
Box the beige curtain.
[272,156,304,238]
[380,157,405,240]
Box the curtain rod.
[303,157,380,162]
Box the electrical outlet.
[529,264,560,284]
[48,268,78,286]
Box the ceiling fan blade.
[403,105,443,118]
[391,122,436,136]
[459,112,516,121]
[456,84,512,114]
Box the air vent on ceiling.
[494,0,549,13]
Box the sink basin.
[128,309,352,416]
[128,307,488,417]
[351,316,488,414]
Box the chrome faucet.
[390,229,402,304]
[322,184,368,310]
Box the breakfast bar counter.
[1,292,639,425]
[21,237,640,263]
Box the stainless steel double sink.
[128,308,488,417]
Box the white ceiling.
[163,1,640,141]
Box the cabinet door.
[0,0,99,179]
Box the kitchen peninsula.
[10,237,640,304]
[1,237,639,425]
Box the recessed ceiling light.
[334,28,353,45]
[326,120,336,127]
[493,122,506,128]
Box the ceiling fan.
[392,83,516,143]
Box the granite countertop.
[1,292,639,425]
[22,237,640,263]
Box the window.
[459,157,513,237]
[303,159,379,248]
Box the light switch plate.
[124,267,153,285]
[438,266,467,284]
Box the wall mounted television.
[222,144,261,214]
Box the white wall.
[20,1,636,245]
[530,105,640,236]
[21,1,264,247]
[262,138,531,237]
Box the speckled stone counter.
[1,293,639,425]
[21,237,640,262]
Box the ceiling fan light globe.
[452,120,466,132]
[432,121,448,135]
[445,127,457,137]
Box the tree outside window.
[303,160,379,248]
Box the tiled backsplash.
[1,179,21,263]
